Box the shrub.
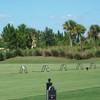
[51,49,59,57]
[66,53,74,59]
[13,49,24,57]
[43,49,52,57]
[0,52,5,61]
[23,49,33,56]
[6,51,13,59]
[95,49,100,57]
[74,53,82,60]
[28,50,33,56]
[86,52,94,59]
[33,49,42,56]
[58,49,66,57]
[81,53,89,59]
[22,49,29,56]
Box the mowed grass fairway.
[0,57,100,100]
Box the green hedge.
[0,47,100,61]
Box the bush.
[58,49,66,57]
[23,49,33,56]
[33,49,42,56]
[81,53,89,59]
[13,49,24,57]
[6,51,13,59]
[74,53,82,60]
[95,50,100,57]
[66,53,74,59]
[51,49,59,57]
[86,52,94,59]
[28,50,33,56]
[22,50,28,56]
[0,52,5,61]
[43,50,52,57]
[1,46,99,61]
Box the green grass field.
[0,56,100,100]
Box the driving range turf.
[0,56,100,100]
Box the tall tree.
[17,24,27,49]
[0,35,4,48]
[88,24,100,47]
[40,27,55,47]
[63,20,77,47]
[2,23,39,49]
[63,31,70,46]
[2,23,17,49]
[54,30,64,46]
[17,24,37,49]
[76,24,86,51]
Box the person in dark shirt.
[46,78,52,90]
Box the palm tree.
[89,24,100,47]
[76,24,86,51]
[63,20,77,47]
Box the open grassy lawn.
[0,57,100,100]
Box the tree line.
[0,20,100,50]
